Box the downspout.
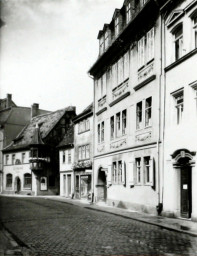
[88,73,95,203]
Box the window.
[145,97,152,127]
[98,121,104,143]
[22,153,26,164]
[173,25,183,61]
[174,90,184,125]
[79,145,90,160]
[110,116,114,139]
[24,173,31,189]
[122,110,127,135]
[63,151,65,163]
[116,112,121,137]
[68,149,71,164]
[78,118,90,133]
[136,101,142,129]
[138,28,154,68]
[144,157,150,184]
[12,154,15,165]
[126,2,132,24]
[136,158,141,184]
[193,15,197,48]
[6,174,12,188]
[136,97,152,129]
[5,155,9,165]
[101,121,104,142]
[115,16,120,37]
[112,161,124,184]
[98,123,101,143]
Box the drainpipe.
[88,73,95,203]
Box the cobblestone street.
[0,196,197,256]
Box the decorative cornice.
[96,107,107,116]
[109,91,130,107]
[134,75,156,91]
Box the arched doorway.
[15,177,21,193]
[96,168,107,202]
[172,149,196,218]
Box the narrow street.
[0,196,197,256]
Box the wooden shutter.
[128,161,135,186]
[149,156,154,187]
[107,164,112,186]
[124,51,129,80]
[122,161,126,186]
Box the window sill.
[78,129,90,135]
[109,91,130,107]
[134,75,156,91]
[136,125,152,132]
[96,107,107,116]
[165,47,197,72]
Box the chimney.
[6,94,12,108]
[31,103,39,118]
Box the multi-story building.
[72,104,93,200]
[161,0,197,220]
[2,106,76,195]
[0,94,49,193]
[58,126,74,198]
[89,0,166,214]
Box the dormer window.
[99,36,104,55]
[115,16,120,37]
[126,3,132,24]
[173,24,183,61]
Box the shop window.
[6,174,12,188]
[24,173,31,189]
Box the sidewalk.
[45,196,197,237]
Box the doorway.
[15,177,21,193]
[181,166,192,218]
[97,168,107,202]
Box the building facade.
[58,126,74,198]
[3,106,76,196]
[89,0,165,214]
[161,0,197,220]
[0,94,49,193]
[72,104,93,200]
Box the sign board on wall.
[40,177,47,191]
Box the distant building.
[2,106,76,195]
[0,94,49,193]
[72,104,93,201]
[58,126,74,198]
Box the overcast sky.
[0,0,122,114]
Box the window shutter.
[149,156,154,186]
[128,161,135,186]
[124,51,129,80]
[107,164,112,186]
[122,161,126,185]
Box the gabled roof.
[3,106,75,152]
[73,103,93,124]
[57,125,74,149]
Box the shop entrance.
[181,166,192,218]
[15,177,21,193]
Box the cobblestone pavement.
[0,197,197,256]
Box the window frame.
[145,97,152,127]
[126,2,132,24]
[6,173,12,188]
[12,154,15,165]
[5,155,9,165]
[24,173,31,189]
[172,24,183,61]
[172,89,184,125]
[22,152,26,164]
[112,160,123,185]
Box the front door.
[16,177,21,193]
[67,175,71,197]
[181,167,192,218]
